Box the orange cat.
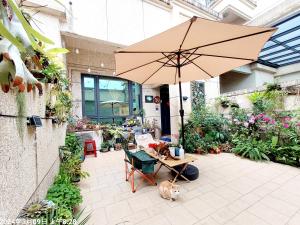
[159,180,180,201]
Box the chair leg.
[131,168,135,193]
[125,161,128,181]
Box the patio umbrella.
[115,16,276,148]
[100,100,125,123]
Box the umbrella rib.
[181,54,202,67]
[181,48,200,65]
[116,55,169,76]
[179,16,197,51]
[117,50,176,54]
[141,57,174,84]
[181,54,213,78]
[192,53,255,61]
[162,52,177,66]
[182,29,275,53]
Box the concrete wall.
[220,71,256,94]
[142,85,161,128]
[0,85,66,220]
[169,82,192,142]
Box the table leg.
[171,163,189,184]
[154,163,163,178]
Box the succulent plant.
[18,200,55,219]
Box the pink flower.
[249,116,255,124]
[296,122,300,127]
[257,113,264,119]
[270,119,276,125]
[283,123,289,128]
[263,117,271,123]
[244,122,249,128]
[284,116,291,121]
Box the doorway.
[160,85,171,135]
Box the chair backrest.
[135,133,158,149]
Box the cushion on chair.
[171,164,199,181]
[125,150,157,174]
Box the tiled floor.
[79,151,300,225]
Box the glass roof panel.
[270,53,300,63]
[262,50,293,60]
[272,14,300,36]
[262,41,276,49]
[276,29,300,42]
[277,57,300,65]
[259,45,284,57]
[287,38,300,47]
[258,13,300,68]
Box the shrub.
[65,133,83,155]
[232,135,270,161]
[46,181,82,209]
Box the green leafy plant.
[65,133,83,155]
[61,154,89,182]
[232,135,270,161]
[46,181,82,209]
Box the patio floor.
[79,151,300,225]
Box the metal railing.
[182,0,221,18]
[158,0,171,5]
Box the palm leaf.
[7,0,54,45]
[0,22,25,52]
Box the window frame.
[81,74,142,123]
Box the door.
[160,85,171,135]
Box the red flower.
[148,143,158,149]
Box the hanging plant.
[0,0,68,94]
[16,91,26,140]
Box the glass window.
[82,75,142,123]
[132,82,141,115]
[99,78,129,117]
[83,77,96,115]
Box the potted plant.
[114,143,123,151]
[100,142,110,152]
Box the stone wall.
[0,84,66,220]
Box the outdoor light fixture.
[75,48,79,54]
[182,96,188,101]
[52,118,59,124]
[113,71,116,76]
[100,62,104,68]
[27,116,42,127]
[87,67,91,73]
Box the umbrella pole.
[177,59,185,149]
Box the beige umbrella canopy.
[115,16,276,147]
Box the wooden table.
[145,149,197,183]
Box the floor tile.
[164,205,198,225]
[247,202,290,225]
